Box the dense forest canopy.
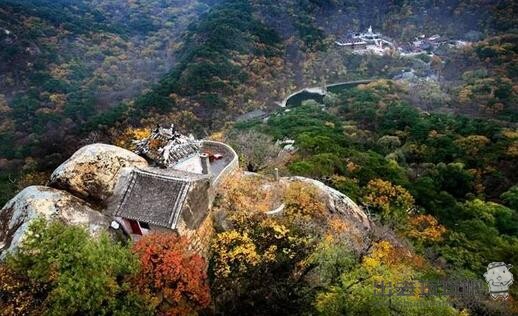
[0,1,517,313]
[1,0,517,205]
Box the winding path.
[279,79,375,107]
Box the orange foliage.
[363,240,426,271]
[406,214,447,242]
[362,179,415,224]
[283,181,327,220]
[132,233,210,316]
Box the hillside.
[0,0,204,203]
[1,0,517,205]
[0,1,517,314]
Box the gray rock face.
[49,143,148,204]
[0,186,110,258]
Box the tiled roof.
[115,168,206,229]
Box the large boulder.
[50,143,148,203]
[281,176,372,251]
[213,172,373,252]
[0,186,110,258]
[283,176,371,230]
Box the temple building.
[336,26,394,55]
[108,125,238,241]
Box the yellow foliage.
[217,174,281,214]
[406,214,447,242]
[209,131,225,141]
[454,135,490,155]
[113,127,151,150]
[362,240,425,274]
[283,181,327,220]
[506,142,518,158]
[211,231,260,278]
[49,93,66,110]
[502,128,518,139]
[346,161,359,173]
[363,179,415,216]
[458,87,473,104]
[324,121,335,128]
[210,213,311,282]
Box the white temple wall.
[173,155,203,173]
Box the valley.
[0,1,517,315]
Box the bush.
[4,219,149,315]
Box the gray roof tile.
[115,168,205,229]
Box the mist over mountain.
[0,1,517,315]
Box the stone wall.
[201,140,239,188]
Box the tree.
[362,178,415,227]
[454,135,490,156]
[501,185,518,211]
[209,211,314,315]
[314,240,458,316]
[377,135,401,154]
[132,233,211,316]
[330,175,361,201]
[436,163,474,198]
[408,80,450,110]
[5,219,149,315]
[225,130,281,172]
[406,214,447,244]
[323,92,340,107]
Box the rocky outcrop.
[280,176,372,251]
[214,172,372,252]
[0,186,110,258]
[50,143,148,204]
[283,176,371,230]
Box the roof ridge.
[170,181,191,229]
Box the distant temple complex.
[335,26,394,54]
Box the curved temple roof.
[114,168,209,229]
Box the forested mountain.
[1,0,517,204]
[0,1,517,314]
[0,0,205,202]
[131,0,518,131]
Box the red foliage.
[132,233,211,315]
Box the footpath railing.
[201,140,239,188]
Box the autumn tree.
[406,214,447,245]
[362,178,415,227]
[454,135,490,156]
[314,240,458,316]
[224,130,281,172]
[283,180,327,222]
[209,211,314,315]
[132,233,211,316]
